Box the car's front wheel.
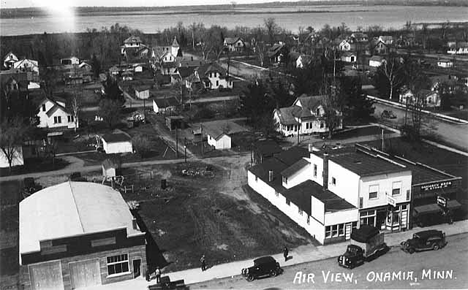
[433,244,440,251]
[408,248,415,254]
[270,270,277,277]
[247,275,254,282]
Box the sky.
[1,0,303,9]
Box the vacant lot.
[25,154,313,275]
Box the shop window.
[107,254,129,276]
[338,224,345,236]
[332,225,339,237]
[325,226,331,238]
[369,184,379,199]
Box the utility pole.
[175,128,179,158]
[184,137,187,163]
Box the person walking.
[200,255,206,271]
[283,246,289,262]
[155,267,161,284]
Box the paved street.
[190,233,468,289]
[372,101,468,152]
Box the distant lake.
[1,5,467,36]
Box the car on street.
[400,230,447,254]
[381,110,396,119]
[241,256,283,281]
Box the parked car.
[241,256,283,281]
[381,110,396,119]
[413,205,454,227]
[338,225,389,269]
[400,230,447,254]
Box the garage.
[69,259,101,289]
[29,260,64,290]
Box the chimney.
[132,218,138,230]
[268,170,274,182]
[322,153,329,190]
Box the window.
[338,224,345,236]
[331,177,336,186]
[392,181,402,196]
[286,199,290,205]
[313,164,317,177]
[325,226,331,238]
[369,184,379,199]
[216,80,219,87]
[320,122,324,128]
[67,116,74,123]
[107,254,129,276]
[282,176,288,184]
[316,108,320,116]
[54,116,62,124]
[307,216,310,224]
[42,104,46,112]
[332,225,339,237]
[275,191,279,197]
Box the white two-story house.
[273,94,342,137]
[36,96,77,129]
[223,37,245,52]
[186,62,233,90]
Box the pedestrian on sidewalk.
[155,267,161,284]
[283,246,289,262]
[200,255,206,271]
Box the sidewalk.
[90,220,468,289]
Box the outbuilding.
[101,132,133,154]
[19,181,147,289]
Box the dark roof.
[202,120,246,140]
[414,230,444,239]
[274,107,300,126]
[101,133,131,143]
[328,150,408,177]
[274,146,309,167]
[196,62,227,78]
[154,97,179,108]
[267,43,285,57]
[351,225,380,242]
[177,67,196,78]
[283,180,355,215]
[254,140,282,157]
[124,35,142,44]
[356,145,457,185]
[281,158,310,178]
[249,158,289,193]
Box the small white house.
[437,59,453,68]
[61,56,79,66]
[36,97,77,129]
[153,97,179,114]
[341,52,356,63]
[202,120,246,150]
[101,132,133,154]
[3,51,18,69]
[134,87,150,100]
[369,56,385,68]
[0,146,24,168]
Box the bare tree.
[264,17,279,45]
[69,94,81,132]
[0,117,27,174]
[378,56,405,100]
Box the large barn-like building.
[19,182,146,290]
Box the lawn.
[0,157,69,177]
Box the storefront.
[360,202,410,232]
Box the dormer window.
[42,104,46,112]
[316,108,320,116]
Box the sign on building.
[387,196,396,207]
[420,181,452,192]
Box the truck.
[337,225,389,269]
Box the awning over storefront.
[446,200,462,210]
[414,204,442,215]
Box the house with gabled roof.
[267,43,288,65]
[341,52,356,63]
[369,55,385,67]
[224,37,245,52]
[153,97,179,114]
[186,62,233,90]
[13,58,39,75]
[36,95,77,129]
[447,41,468,55]
[350,32,368,43]
[3,51,19,69]
[201,120,247,150]
[273,94,343,137]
